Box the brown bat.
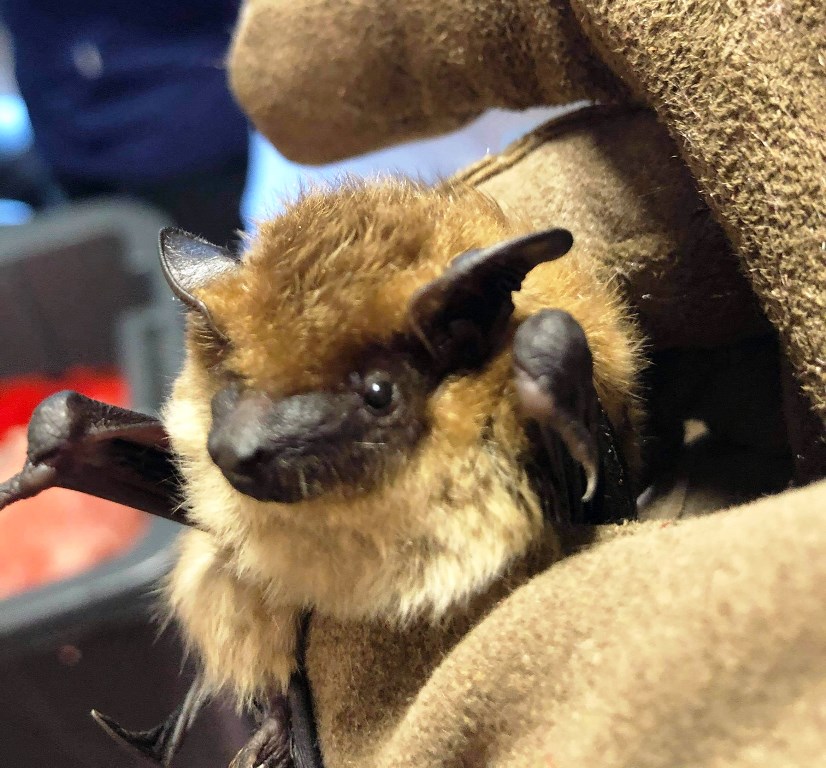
[0,179,642,767]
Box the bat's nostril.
[207,432,307,503]
[230,451,267,483]
[208,431,267,484]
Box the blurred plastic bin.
[0,199,182,635]
[0,200,244,766]
[0,198,184,407]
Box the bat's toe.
[229,713,292,768]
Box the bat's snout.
[207,396,270,499]
[207,384,352,503]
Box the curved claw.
[229,714,291,768]
[550,415,598,504]
[513,309,601,518]
[92,708,174,765]
[91,676,207,767]
[514,367,599,502]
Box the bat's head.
[161,180,574,618]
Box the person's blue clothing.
[3,0,248,184]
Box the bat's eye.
[362,373,395,413]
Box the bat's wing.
[1,391,199,764]
[0,390,188,525]
[92,675,208,767]
[513,309,635,524]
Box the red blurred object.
[0,368,129,439]
[0,369,149,599]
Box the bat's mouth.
[214,454,340,504]
[218,472,313,504]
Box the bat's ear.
[408,229,573,369]
[158,228,240,333]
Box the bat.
[0,179,642,767]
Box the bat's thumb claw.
[566,434,598,505]
[582,462,598,503]
[91,708,167,765]
[90,708,120,737]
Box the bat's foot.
[230,696,292,768]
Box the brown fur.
[162,178,643,705]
